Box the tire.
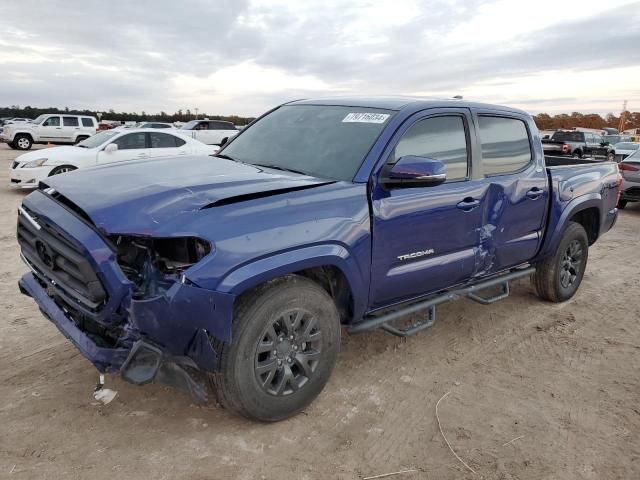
[572,150,583,159]
[532,222,589,302]
[13,134,32,150]
[617,199,627,209]
[209,275,341,421]
[49,165,77,176]
[607,152,615,162]
[74,136,89,145]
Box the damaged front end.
[17,190,234,403]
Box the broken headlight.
[111,236,211,298]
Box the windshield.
[181,120,199,130]
[32,114,48,125]
[220,105,393,180]
[616,142,639,150]
[77,130,119,148]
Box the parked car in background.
[542,130,608,158]
[1,114,98,150]
[9,129,217,188]
[16,97,620,421]
[180,119,239,145]
[607,142,639,162]
[618,148,640,209]
[137,122,175,129]
[3,117,31,125]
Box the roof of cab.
[288,96,529,115]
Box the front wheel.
[49,165,77,176]
[210,275,341,421]
[532,222,589,302]
[13,134,32,150]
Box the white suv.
[1,114,97,150]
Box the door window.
[478,116,532,176]
[63,117,79,127]
[43,117,60,127]
[390,115,469,182]
[112,132,147,150]
[150,132,183,148]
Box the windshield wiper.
[214,153,239,162]
[251,163,308,175]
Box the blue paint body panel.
[17,97,619,378]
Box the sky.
[1,0,639,117]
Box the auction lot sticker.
[342,112,390,123]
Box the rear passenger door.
[148,132,186,158]
[472,111,548,272]
[61,116,80,142]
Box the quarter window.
[82,118,94,127]
[113,132,147,150]
[478,116,532,176]
[391,115,469,182]
[63,117,79,127]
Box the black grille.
[17,207,107,310]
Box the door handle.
[456,198,480,211]
[136,153,148,158]
[526,188,543,200]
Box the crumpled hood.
[42,155,333,235]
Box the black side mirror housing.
[381,155,447,188]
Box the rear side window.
[478,116,532,176]
[553,131,583,142]
[63,117,79,127]
[391,115,468,182]
[150,132,184,148]
[113,132,147,150]
[82,118,94,127]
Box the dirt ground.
[0,143,638,480]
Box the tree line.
[0,105,256,125]
[533,111,640,131]
[2,105,639,132]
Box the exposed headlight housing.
[110,235,212,298]
[22,158,48,168]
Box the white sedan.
[9,129,219,188]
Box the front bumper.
[9,165,52,189]
[17,190,236,397]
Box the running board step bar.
[348,267,535,337]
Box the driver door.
[97,132,149,164]
[369,109,485,309]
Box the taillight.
[618,163,639,172]
[562,144,569,153]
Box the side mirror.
[219,137,228,146]
[104,143,118,153]
[381,155,447,188]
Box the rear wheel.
[74,135,89,145]
[13,134,32,150]
[210,275,341,421]
[572,150,583,159]
[532,222,589,302]
[617,199,627,209]
[49,165,76,176]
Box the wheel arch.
[216,244,366,323]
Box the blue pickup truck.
[17,97,620,421]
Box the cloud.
[0,0,638,115]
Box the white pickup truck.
[1,114,98,150]
[179,119,239,145]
